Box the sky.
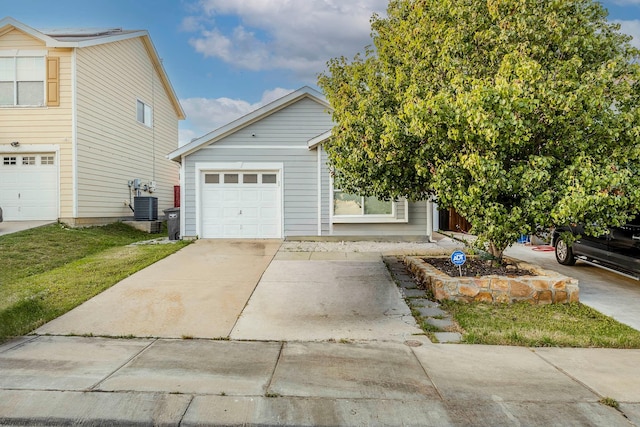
[2,0,639,145]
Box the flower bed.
[404,256,579,304]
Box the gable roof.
[0,17,185,119]
[169,86,331,162]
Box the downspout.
[317,145,322,236]
[426,197,434,242]
[179,157,186,238]
[71,48,78,219]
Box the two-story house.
[0,17,184,225]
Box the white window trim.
[330,177,409,224]
[136,99,153,127]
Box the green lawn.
[440,300,640,348]
[0,223,189,340]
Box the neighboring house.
[169,87,436,240]
[0,17,184,225]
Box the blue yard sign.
[451,250,466,266]
[451,250,466,277]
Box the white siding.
[74,37,179,220]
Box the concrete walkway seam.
[226,241,284,337]
[88,337,159,391]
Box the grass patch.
[599,397,619,408]
[0,223,189,341]
[440,301,640,348]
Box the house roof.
[307,130,332,150]
[0,17,185,120]
[168,86,331,162]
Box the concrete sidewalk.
[0,336,638,426]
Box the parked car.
[553,217,640,279]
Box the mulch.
[423,257,534,277]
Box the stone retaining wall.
[404,256,579,304]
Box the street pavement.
[0,236,639,426]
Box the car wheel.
[555,237,576,266]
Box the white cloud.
[615,19,640,48]
[178,87,295,145]
[184,0,388,81]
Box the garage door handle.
[239,210,242,215]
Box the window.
[204,173,219,184]
[0,56,45,106]
[243,174,258,184]
[22,156,36,165]
[41,156,54,165]
[136,100,152,127]
[331,187,408,223]
[333,191,393,216]
[224,173,239,184]
[3,156,16,165]
[262,174,277,184]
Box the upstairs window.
[137,99,152,127]
[0,56,45,106]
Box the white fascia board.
[0,17,60,46]
[308,129,332,150]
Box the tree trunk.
[488,241,506,265]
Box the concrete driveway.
[37,239,427,341]
[0,220,55,236]
[506,244,640,331]
[37,239,281,339]
[230,252,423,342]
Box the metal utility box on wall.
[134,196,158,221]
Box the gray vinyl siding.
[319,146,331,234]
[183,97,333,238]
[212,97,332,148]
[184,148,318,237]
[183,93,431,238]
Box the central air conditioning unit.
[134,196,158,221]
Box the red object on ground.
[532,245,555,252]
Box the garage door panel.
[201,170,281,239]
[260,207,278,219]
[241,190,260,202]
[0,153,57,220]
[260,225,278,237]
[240,207,259,219]
[223,191,241,202]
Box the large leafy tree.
[319,0,640,261]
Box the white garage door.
[201,171,281,238]
[0,153,58,220]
